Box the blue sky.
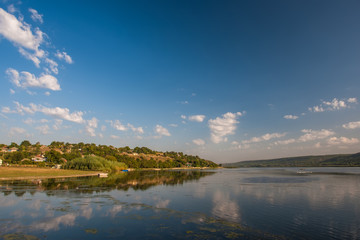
[1,0,360,163]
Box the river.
[0,168,359,239]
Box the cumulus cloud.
[7,102,84,123]
[155,124,171,136]
[0,8,44,64]
[309,97,357,112]
[327,137,359,145]
[242,132,286,144]
[109,120,144,134]
[6,68,60,91]
[343,121,360,129]
[283,115,298,120]
[192,138,205,146]
[110,120,127,131]
[29,8,43,24]
[188,115,206,122]
[39,105,84,123]
[208,112,243,143]
[56,50,73,64]
[298,129,335,142]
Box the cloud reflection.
[212,190,240,222]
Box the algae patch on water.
[1,233,40,240]
[84,228,98,234]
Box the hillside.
[223,152,360,168]
[0,141,218,169]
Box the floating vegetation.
[1,233,40,240]
[84,228,98,234]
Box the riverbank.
[0,167,100,180]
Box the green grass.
[0,167,99,179]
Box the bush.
[63,155,127,172]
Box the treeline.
[0,140,218,168]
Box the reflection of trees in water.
[0,170,215,196]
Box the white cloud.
[7,4,16,13]
[188,115,206,122]
[327,137,359,145]
[169,124,178,127]
[8,102,84,123]
[322,98,347,110]
[36,125,50,134]
[155,124,171,136]
[9,127,26,135]
[53,119,63,130]
[181,115,186,120]
[298,129,335,142]
[192,138,205,146]
[110,135,120,139]
[110,120,127,131]
[29,8,43,24]
[85,117,98,137]
[208,112,242,143]
[274,138,296,145]
[56,50,73,64]
[231,141,250,150]
[10,89,15,94]
[2,106,14,113]
[309,97,357,112]
[45,58,59,74]
[87,117,98,128]
[109,120,143,134]
[343,121,360,129]
[283,115,298,120]
[348,98,357,103]
[6,68,61,91]
[127,123,144,134]
[39,105,84,123]
[0,8,44,62]
[242,132,286,144]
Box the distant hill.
[0,141,218,169]
[223,152,360,168]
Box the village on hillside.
[0,141,218,169]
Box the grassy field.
[0,167,100,180]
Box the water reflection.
[0,168,359,239]
[0,170,215,196]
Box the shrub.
[63,155,127,172]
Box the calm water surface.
[0,168,360,239]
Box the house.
[1,147,7,152]
[32,155,47,162]
[9,147,18,152]
[0,159,2,166]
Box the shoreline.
[0,166,221,181]
[0,167,101,181]
[0,173,101,181]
